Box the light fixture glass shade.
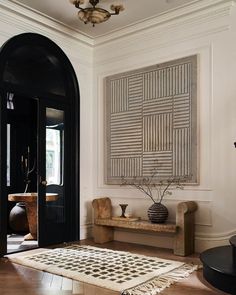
[78,8,110,25]
[70,0,124,26]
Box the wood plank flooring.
[0,239,228,295]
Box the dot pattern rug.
[9,245,198,294]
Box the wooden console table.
[8,192,58,240]
[92,197,197,256]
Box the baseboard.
[80,224,93,240]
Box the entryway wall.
[0,2,94,241]
[2,0,236,253]
[92,0,236,253]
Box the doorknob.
[41,180,47,186]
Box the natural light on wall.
[7,124,10,186]
[46,128,61,185]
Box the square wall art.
[105,55,198,185]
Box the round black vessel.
[200,245,236,294]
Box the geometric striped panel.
[143,151,172,177]
[111,78,129,113]
[143,113,172,152]
[173,95,191,129]
[143,97,173,115]
[128,75,143,111]
[110,111,142,157]
[105,55,197,184]
[111,157,142,177]
[173,128,191,176]
[143,62,191,100]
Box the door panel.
[38,101,71,246]
[1,94,75,255]
[0,91,7,256]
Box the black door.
[38,99,72,246]
[0,33,80,256]
[0,90,7,255]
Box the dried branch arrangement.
[121,172,187,204]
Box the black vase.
[9,202,29,233]
[147,202,168,223]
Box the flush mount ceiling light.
[69,0,124,27]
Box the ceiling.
[11,0,197,38]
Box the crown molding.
[93,24,228,66]
[94,0,235,46]
[0,0,235,49]
[1,0,94,47]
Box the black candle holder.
[21,146,36,193]
[119,204,128,218]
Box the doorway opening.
[7,94,38,253]
[0,33,80,256]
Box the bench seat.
[95,218,177,233]
[92,197,197,256]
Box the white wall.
[2,0,236,253]
[0,1,94,240]
[92,0,236,252]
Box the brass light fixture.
[69,0,124,27]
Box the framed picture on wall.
[105,55,198,185]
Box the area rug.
[9,245,198,294]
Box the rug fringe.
[122,263,199,295]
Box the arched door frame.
[0,33,80,255]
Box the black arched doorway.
[0,33,80,256]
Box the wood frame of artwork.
[105,55,198,185]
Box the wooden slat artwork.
[105,55,197,184]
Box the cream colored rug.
[9,245,198,295]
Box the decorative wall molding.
[94,25,229,68]
[113,229,233,253]
[79,226,234,253]
[93,193,214,205]
[94,195,213,226]
[0,0,234,252]
[94,15,229,65]
[82,223,233,250]
[82,215,235,249]
[0,0,94,46]
[0,3,93,67]
[196,229,236,241]
[96,44,213,194]
[1,0,234,49]
[94,40,215,245]
[94,0,234,46]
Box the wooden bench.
[92,197,198,256]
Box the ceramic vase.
[9,202,29,232]
[147,202,168,223]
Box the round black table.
[200,245,236,294]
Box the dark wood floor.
[0,239,228,295]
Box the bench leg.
[93,225,114,244]
[174,201,197,256]
[174,216,195,256]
